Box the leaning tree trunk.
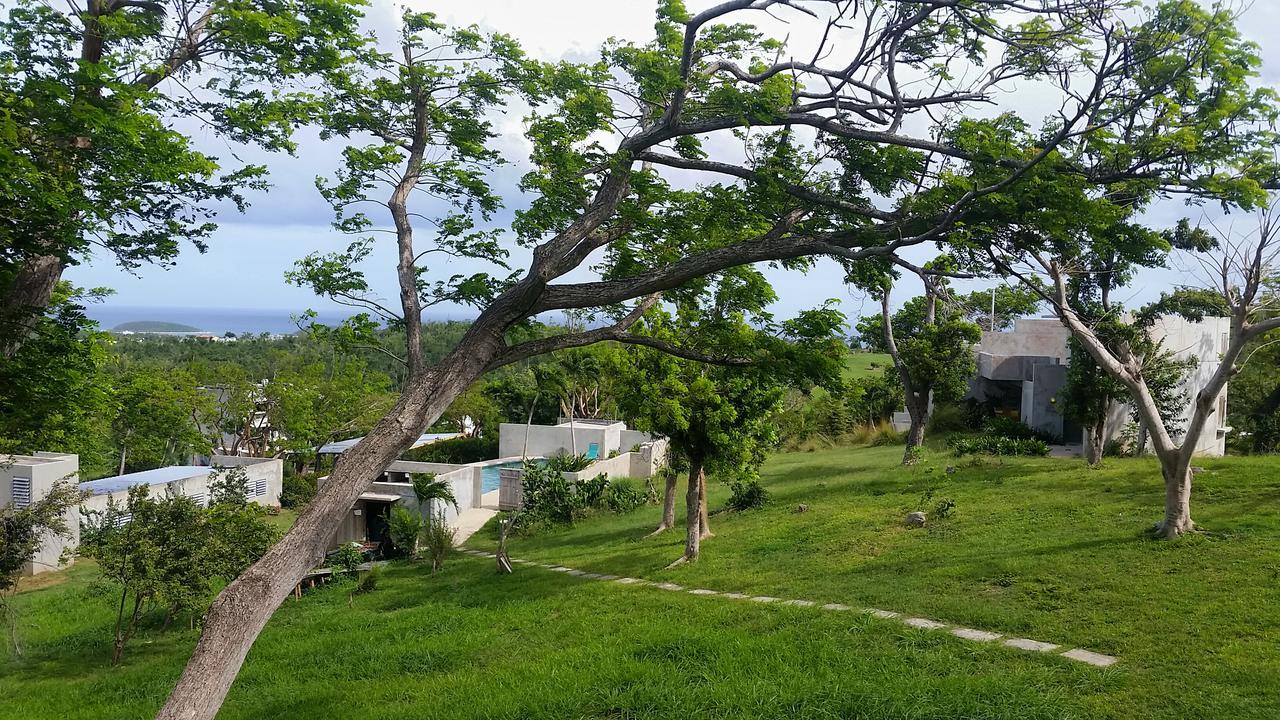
[682,458,704,562]
[649,469,679,536]
[0,253,64,360]
[155,351,488,720]
[1085,423,1105,465]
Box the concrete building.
[497,419,655,460]
[0,452,81,576]
[325,421,668,548]
[969,316,1231,456]
[79,455,283,516]
[2,454,282,576]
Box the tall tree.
[0,0,369,359]
[158,4,1268,716]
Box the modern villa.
[324,420,668,550]
[1,453,283,576]
[965,315,1231,456]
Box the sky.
[65,0,1280,328]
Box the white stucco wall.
[1,452,80,575]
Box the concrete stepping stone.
[596,574,619,581]
[781,599,816,607]
[750,596,781,603]
[1004,637,1060,653]
[615,577,645,584]
[566,569,587,576]
[688,589,719,596]
[821,603,852,611]
[951,627,1001,642]
[904,617,948,630]
[866,609,899,619]
[1061,648,1118,667]
[550,566,572,572]
[721,592,750,599]
[655,582,685,591]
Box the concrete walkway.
[453,548,1119,669]
[450,490,500,546]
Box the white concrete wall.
[1,452,80,575]
[211,456,283,505]
[1149,315,1231,456]
[978,318,1071,361]
[498,423,610,459]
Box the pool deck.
[452,490,500,546]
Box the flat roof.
[79,465,211,496]
[318,432,461,455]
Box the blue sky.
[66,0,1280,326]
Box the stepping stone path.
[452,549,1118,668]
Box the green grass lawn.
[3,445,1279,719]
[843,350,892,380]
[480,444,1280,719]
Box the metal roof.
[318,432,461,455]
[79,465,212,496]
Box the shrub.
[926,404,969,433]
[402,434,497,464]
[520,460,587,525]
[546,453,593,473]
[949,435,1050,457]
[726,478,769,511]
[604,478,649,513]
[421,511,454,573]
[846,420,903,447]
[280,472,320,509]
[329,542,364,574]
[576,473,610,508]
[387,505,424,558]
[984,416,1058,444]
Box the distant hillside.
[112,320,203,333]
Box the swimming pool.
[479,460,529,493]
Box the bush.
[576,473,609,508]
[845,420,903,447]
[387,505,424,558]
[984,416,1058,444]
[329,542,364,574]
[604,478,649,513]
[726,478,769,511]
[402,434,497,464]
[949,435,1050,457]
[546,453,593,473]
[520,460,587,525]
[421,511,454,573]
[926,405,969,433]
[280,472,321,509]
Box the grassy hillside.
[3,446,1279,719]
[483,445,1280,719]
[842,350,892,380]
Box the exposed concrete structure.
[498,419,650,460]
[2,454,282,576]
[0,452,80,576]
[80,456,283,515]
[969,316,1231,456]
[325,422,668,548]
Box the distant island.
[112,320,204,333]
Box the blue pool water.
[479,460,527,493]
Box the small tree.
[387,505,424,559]
[80,468,280,663]
[0,478,84,656]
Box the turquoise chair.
[586,443,600,460]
